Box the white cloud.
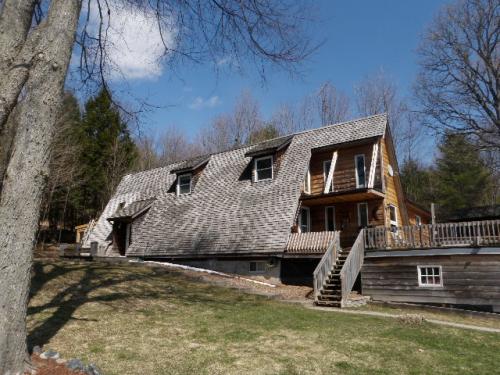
[88,1,176,81]
[189,96,221,110]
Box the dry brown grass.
[28,260,500,375]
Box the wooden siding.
[407,202,431,225]
[362,254,500,308]
[380,137,406,227]
[308,143,378,195]
[305,200,384,247]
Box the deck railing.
[340,229,365,307]
[365,220,500,251]
[313,231,340,301]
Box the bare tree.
[198,114,236,153]
[135,134,161,171]
[414,0,499,149]
[354,70,408,156]
[317,81,350,126]
[233,91,263,145]
[0,0,317,372]
[158,125,201,165]
[271,103,298,135]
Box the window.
[357,202,369,227]
[415,215,422,226]
[323,160,333,192]
[389,205,398,232]
[177,173,192,195]
[254,156,273,181]
[418,266,443,287]
[249,261,266,273]
[304,168,311,194]
[299,207,310,233]
[325,206,335,231]
[355,154,366,188]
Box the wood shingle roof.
[87,114,388,257]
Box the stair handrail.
[313,231,340,302]
[339,229,365,308]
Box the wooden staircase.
[313,229,365,308]
[316,247,351,307]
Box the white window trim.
[325,206,336,231]
[304,168,311,194]
[176,173,192,196]
[417,265,443,288]
[299,207,311,233]
[323,160,332,192]
[254,155,274,182]
[249,261,266,274]
[355,154,366,188]
[357,202,369,227]
[389,204,398,225]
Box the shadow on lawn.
[27,261,227,349]
[28,262,162,349]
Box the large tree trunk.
[0,0,37,130]
[0,1,81,373]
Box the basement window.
[418,266,443,287]
[249,261,266,273]
[176,173,192,195]
[254,155,274,181]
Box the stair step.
[318,295,341,301]
[320,291,341,297]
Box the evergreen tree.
[400,159,435,208]
[434,132,492,218]
[77,89,137,218]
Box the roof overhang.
[311,136,381,154]
[301,188,385,205]
[170,156,211,175]
[244,135,293,158]
[107,199,155,222]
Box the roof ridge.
[125,113,388,178]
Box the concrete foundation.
[165,257,282,284]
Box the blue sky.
[107,0,448,140]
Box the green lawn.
[28,260,500,375]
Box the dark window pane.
[179,184,191,194]
[359,204,368,227]
[257,168,272,180]
[326,207,335,231]
[390,206,396,221]
[356,155,365,187]
[250,262,256,272]
[256,157,272,169]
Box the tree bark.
[0,0,81,373]
[0,0,37,130]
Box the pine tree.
[400,159,435,208]
[77,89,137,218]
[434,132,492,218]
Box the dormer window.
[177,173,192,195]
[254,155,273,181]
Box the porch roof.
[107,198,156,222]
[301,188,384,206]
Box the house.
[86,114,500,311]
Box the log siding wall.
[362,254,500,309]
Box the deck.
[364,220,500,251]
